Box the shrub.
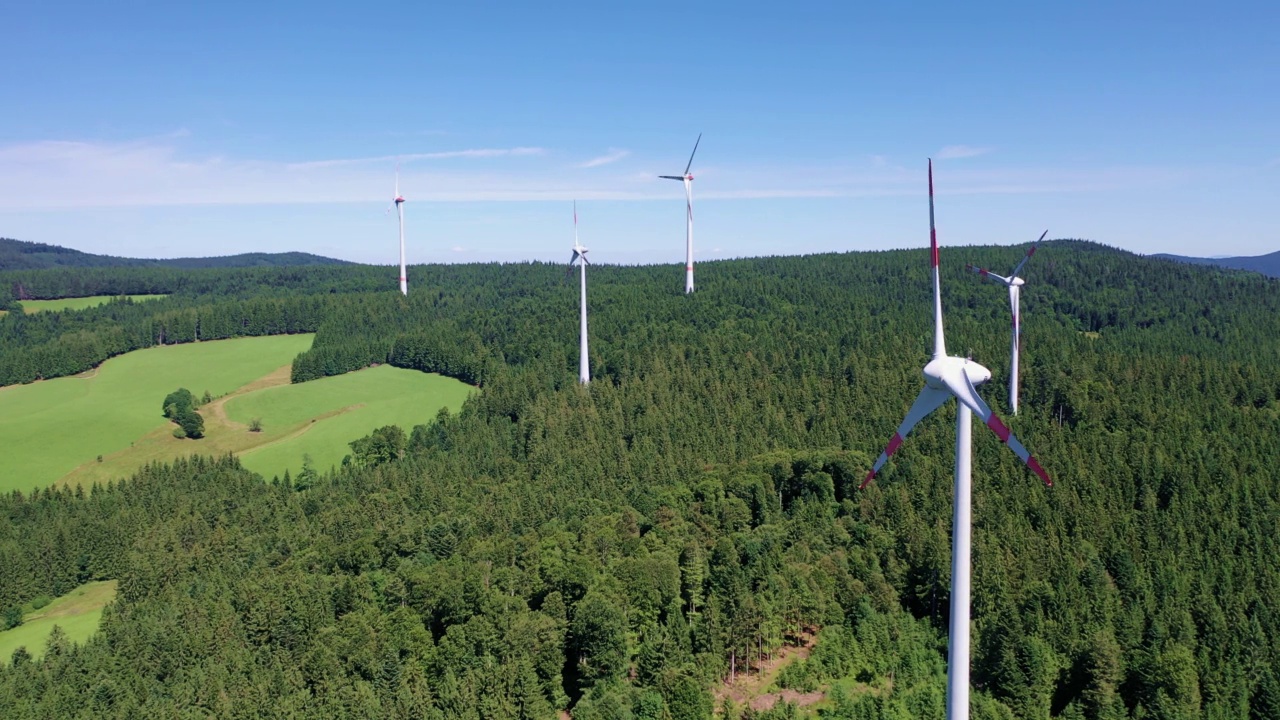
[162,388,196,418]
[29,596,51,610]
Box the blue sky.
[2,1,1276,264]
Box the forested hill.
[0,237,353,271]
[2,240,1279,718]
[1152,249,1280,278]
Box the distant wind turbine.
[659,133,701,294]
[389,164,408,296]
[861,160,1052,720]
[567,201,590,385]
[965,231,1046,414]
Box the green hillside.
[0,237,353,271]
[227,365,474,479]
[0,581,117,665]
[1,242,1278,718]
[0,334,314,492]
[18,294,167,314]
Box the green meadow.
[0,334,314,493]
[227,365,474,480]
[0,580,117,665]
[20,294,168,314]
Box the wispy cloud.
[936,145,992,160]
[578,148,630,168]
[293,147,546,169]
[0,135,1197,210]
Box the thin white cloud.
[0,135,1198,210]
[451,246,466,253]
[293,147,546,169]
[579,148,630,168]
[936,145,992,160]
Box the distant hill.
[0,238,355,271]
[1152,250,1280,278]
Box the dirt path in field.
[713,630,825,713]
[58,364,365,488]
[237,403,366,454]
[203,364,293,430]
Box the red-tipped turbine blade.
[942,368,1053,486]
[928,160,938,269]
[967,264,1013,285]
[1011,230,1046,277]
[860,386,950,489]
[928,159,945,358]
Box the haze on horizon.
[2,1,1276,266]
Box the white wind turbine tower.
[860,160,1053,720]
[390,164,408,296]
[965,231,1046,414]
[659,133,701,293]
[567,201,590,385]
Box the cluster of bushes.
[162,388,206,439]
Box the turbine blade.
[929,159,945,359]
[1010,230,1046,277]
[966,264,1013,285]
[659,175,685,180]
[860,386,951,489]
[684,132,702,175]
[941,368,1052,486]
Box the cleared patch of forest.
[17,294,167,314]
[0,581,117,665]
[228,365,474,481]
[0,334,314,492]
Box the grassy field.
[227,365,475,480]
[19,294,168,314]
[0,580,117,665]
[0,334,314,493]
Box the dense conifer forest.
[1,240,1279,718]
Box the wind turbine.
[659,133,701,294]
[390,164,408,296]
[567,201,590,385]
[860,160,1052,720]
[965,232,1046,414]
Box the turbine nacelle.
[924,356,992,390]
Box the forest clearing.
[0,334,314,492]
[0,581,117,666]
[17,295,168,314]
